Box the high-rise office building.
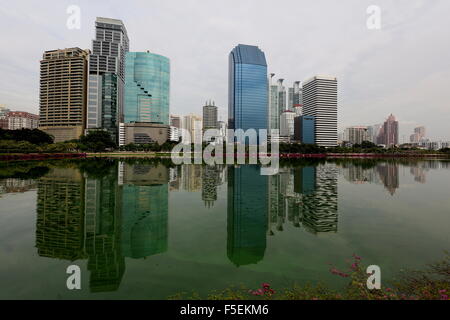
[277,79,287,112]
[294,115,315,144]
[39,48,89,142]
[377,114,399,147]
[170,115,181,128]
[410,126,426,143]
[202,100,218,131]
[302,75,338,147]
[268,73,280,132]
[228,44,268,142]
[182,114,202,143]
[86,17,129,142]
[280,110,295,139]
[288,81,302,112]
[344,126,369,145]
[124,51,170,124]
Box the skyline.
[1,0,450,141]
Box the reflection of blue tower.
[294,167,316,195]
[227,165,268,266]
[121,184,168,259]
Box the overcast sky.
[1,0,449,141]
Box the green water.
[0,158,449,299]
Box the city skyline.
[1,1,450,141]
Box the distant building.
[170,115,181,128]
[280,110,296,140]
[182,114,202,144]
[228,44,268,143]
[367,124,382,144]
[6,111,39,130]
[294,116,315,144]
[288,81,302,112]
[344,126,369,145]
[119,122,169,146]
[410,126,426,143]
[124,51,170,124]
[39,48,89,142]
[302,76,338,147]
[378,114,399,147]
[268,73,279,132]
[169,126,180,142]
[202,100,218,131]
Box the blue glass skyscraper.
[228,44,268,143]
[124,52,170,124]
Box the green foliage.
[79,131,116,152]
[0,128,53,145]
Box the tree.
[79,131,116,152]
[0,128,53,145]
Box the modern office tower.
[268,73,280,132]
[84,163,125,292]
[344,126,369,145]
[410,126,426,143]
[228,44,268,142]
[301,165,338,234]
[227,165,268,266]
[277,79,287,113]
[35,168,86,261]
[288,81,302,112]
[182,114,202,143]
[302,75,338,147]
[121,163,169,259]
[170,115,181,128]
[5,111,39,130]
[294,115,315,144]
[202,100,218,131]
[377,114,399,147]
[39,48,89,142]
[367,124,382,144]
[124,51,170,124]
[280,110,296,139]
[87,17,129,142]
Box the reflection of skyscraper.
[84,163,125,293]
[300,165,338,234]
[202,165,221,208]
[227,166,268,266]
[376,163,399,196]
[121,184,168,259]
[36,168,86,261]
[294,167,316,195]
[181,165,202,192]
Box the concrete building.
[344,126,369,145]
[268,73,280,133]
[294,116,315,144]
[86,17,129,142]
[182,114,203,144]
[377,114,399,147]
[170,115,181,129]
[202,100,218,131]
[280,110,296,140]
[7,111,39,130]
[119,122,169,146]
[410,126,426,143]
[169,126,180,142]
[302,75,338,147]
[39,48,89,142]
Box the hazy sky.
[1,0,449,141]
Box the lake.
[0,158,449,299]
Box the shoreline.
[1,152,449,162]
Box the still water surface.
[0,158,449,299]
